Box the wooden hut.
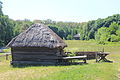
[73,34,80,40]
[7,24,67,65]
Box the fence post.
[6,54,8,60]
[95,52,98,62]
[102,48,104,52]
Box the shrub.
[110,35,120,42]
[67,52,76,57]
[2,48,11,53]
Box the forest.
[0,1,120,46]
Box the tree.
[116,27,120,36]
[110,34,120,42]
[13,19,33,36]
[109,22,119,34]
[67,35,73,40]
[0,1,3,15]
[0,16,14,46]
[95,27,110,44]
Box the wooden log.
[61,55,87,59]
[12,52,56,55]
[11,61,57,65]
[6,54,8,60]
[12,54,62,61]
[75,52,97,59]
[12,47,57,52]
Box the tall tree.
[0,1,3,15]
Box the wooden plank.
[13,53,57,57]
[75,52,98,54]
[12,47,57,52]
[13,54,61,60]
[98,52,110,55]
[62,55,87,59]
[12,49,57,52]
[13,58,58,62]
[0,53,11,57]
[12,52,56,55]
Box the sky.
[1,0,120,22]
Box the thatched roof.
[7,24,67,49]
[73,34,80,38]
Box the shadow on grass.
[99,60,113,63]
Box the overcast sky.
[1,0,120,22]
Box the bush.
[110,35,120,42]
[2,48,11,53]
[67,52,76,57]
[97,40,106,45]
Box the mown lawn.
[0,53,3,55]
[0,40,120,80]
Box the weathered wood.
[96,52,110,62]
[74,52,98,59]
[95,53,98,62]
[0,53,11,60]
[11,61,57,65]
[12,47,58,52]
[13,50,57,53]
[62,55,87,59]
[11,47,64,64]
[13,54,61,60]
[58,55,87,63]
[6,54,8,60]
[12,52,56,55]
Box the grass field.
[0,40,120,80]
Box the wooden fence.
[0,53,11,60]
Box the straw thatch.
[7,24,67,49]
[73,34,80,40]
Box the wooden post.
[83,58,87,63]
[95,52,98,62]
[102,48,104,52]
[6,54,8,60]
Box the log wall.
[11,47,64,65]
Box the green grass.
[64,40,120,52]
[0,53,3,55]
[0,40,120,80]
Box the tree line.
[0,1,120,46]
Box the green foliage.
[43,14,120,42]
[95,19,120,43]
[48,23,79,40]
[95,27,111,44]
[13,19,33,37]
[109,22,119,34]
[67,35,73,40]
[67,52,76,57]
[2,48,11,53]
[110,35,120,42]
[116,25,120,36]
[0,1,3,15]
[0,15,14,46]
